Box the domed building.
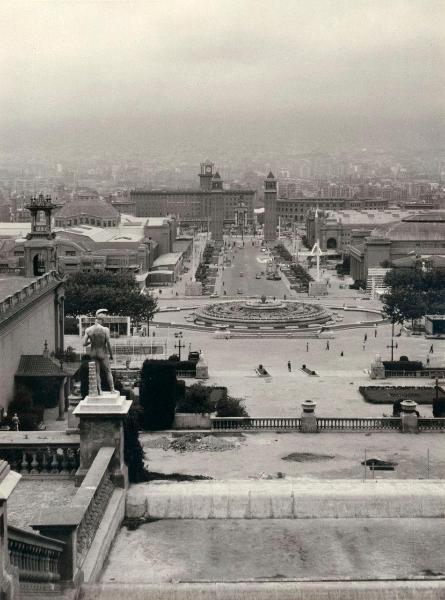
[54,199,120,228]
[349,212,445,282]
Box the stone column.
[301,400,317,433]
[73,362,132,488]
[57,377,67,421]
[0,461,21,600]
[400,399,418,433]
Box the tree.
[382,268,445,325]
[65,271,158,331]
[139,360,178,430]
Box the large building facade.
[130,161,255,241]
[305,208,425,253]
[349,212,445,282]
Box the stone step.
[79,581,445,600]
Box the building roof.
[15,355,67,378]
[56,200,119,220]
[320,209,422,227]
[267,171,275,179]
[152,252,182,267]
[371,212,445,241]
[213,172,221,179]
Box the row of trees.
[64,271,158,331]
[383,268,445,325]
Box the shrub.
[139,360,177,430]
[216,396,249,417]
[7,384,43,431]
[177,383,215,414]
[123,407,150,483]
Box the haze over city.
[1,0,444,154]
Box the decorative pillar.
[73,362,132,487]
[370,354,385,379]
[195,352,209,379]
[400,400,418,433]
[301,400,317,433]
[57,377,67,421]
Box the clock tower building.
[199,160,214,191]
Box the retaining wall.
[126,479,445,520]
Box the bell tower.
[23,193,60,277]
[264,171,278,242]
[199,160,214,191]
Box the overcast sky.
[1,0,444,151]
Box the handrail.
[8,525,65,585]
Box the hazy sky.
[1,0,444,151]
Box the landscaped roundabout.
[194,296,332,328]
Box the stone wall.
[0,292,57,410]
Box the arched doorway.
[326,238,337,250]
[32,254,45,276]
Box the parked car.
[255,274,261,279]
[237,289,244,294]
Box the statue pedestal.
[73,390,132,487]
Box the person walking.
[287,360,291,372]
[374,328,377,338]
[326,340,330,351]
[340,351,344,357]
[430,344,434,354]
[306,342,309,352]
[364,333,368,343]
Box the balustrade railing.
[212,417,302,430]
[176,370,196,379]
[8,525,65,590]
[418,418,445,431]
[316,417,401,430]
[0,442,79,476]
[75,447,115,565]
[211,416,402,431]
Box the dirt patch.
[142,436,171,450]
[170,433,241,452]
[282,452,335,462]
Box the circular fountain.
[194,296,331,329]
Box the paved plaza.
[141,431,445,480]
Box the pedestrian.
[364,333,368,342]
[326,340,330,351]
[374,328,377,338]
[287,360,291,372]
[306,342,309,352]
[395,341,398,349]
[430,344,434,354]
[426,356,430,365]
[340,351,344,357]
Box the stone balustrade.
[31,446,116,579]
[8,525,65,593]
[210,416,445,432]
[0,432,80,476]
[0,271,61,324]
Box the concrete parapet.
[78,581,445,600]
[126,479,445,520]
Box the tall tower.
[210,172,224,241]
[23,193,59,277]
[264,171,278,242]
[199,160,214,191]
